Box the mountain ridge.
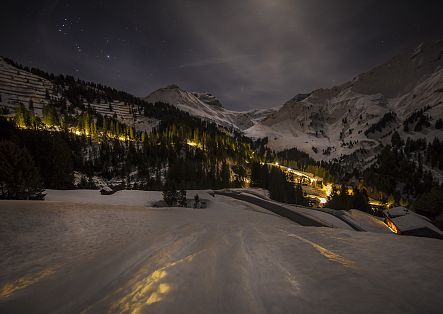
[144,84,278,130]
[245,40,443,162]
[1,40,443,165]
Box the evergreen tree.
[178,189,187,207]
[220,162,231,187]
[391,131,403,147]
[353,189,371,213]
[28,99,34,112]
[250,162,262,187]
[42,104,59,127]
[413,187,443,221]
[162,182,178,206]
[268,167,288,202]
[21,132,74,189]
[326,184,353,210]
[292,184,307,206]
[15,103,29,127]
[194,193,200,208]
[0,140,44,199]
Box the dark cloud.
[1,0,443,110]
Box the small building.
[383,207,443,239]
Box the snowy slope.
[3,40,442,156]
[145,84,277,130]
[0,57,158,133]
[0,57,55,116]
[246,40,443,161]
[0,57,275,134]
[2,191,443,313]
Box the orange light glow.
[385,218,399,234]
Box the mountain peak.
[286,93,311,104]
[246,40,443,161]
[164,84,180,90]
[192,92,223,108]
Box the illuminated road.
[1,192,443,313]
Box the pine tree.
[42,104,59,127]
[221,162,230,187]
[162,182,178,206]
[391,131,403,147]
[268,167,287,202]
[326,184,353,210]
[83,112,91,135]
[194,194,200,208]
[178,189,187,207]
[292,184,307,206]
[414,187,443,216]
[24,133,74,189]
[28,99,34,112]
[15,103,29,127]
[103,118,108,134]
[353,189,371,213]
[0,140,44,199]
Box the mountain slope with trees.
[1,51,443,229]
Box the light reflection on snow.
[0,267,56,299]
[286,233,356,268]
[108,250,203,314]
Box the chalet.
[383,207,443,239]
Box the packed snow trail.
[214,190,326,227]
[1,191,443,313]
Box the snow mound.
[344,209,391,233]
[44,189,214,207]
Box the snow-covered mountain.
[0,57,274,134]
[2,40,442,164]
[0,57,54,116]
[246,40,443,161]
[0,57,159,133]
[145,84,277,130]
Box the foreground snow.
[1,190,443,313]
[44,189,163,206]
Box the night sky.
[1,0,443,110]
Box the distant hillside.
[0,57,160,134]
[0,57,55,115]
[0,57,264,195]
[1,45,443,213]
[246,40,443,165]
[145,84,277,130]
